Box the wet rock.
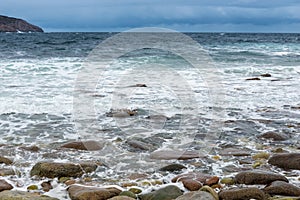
[0,156,12,165]
[263,181,300,196]
[126,139,153,151]
[119,191,136,198]
[106,109,138,117]
[139,185,183,200]
[20,145,40,152]
[175,190,216,200]
[128,187,142,194]
[268,153,300,170]
[0,179,13,192]
[220,177,235,185]
[260,73,272,77]
[200,186,219,200]
[30,162,98,178]
[150,150,201,160]
[159,164,187,172]
[205,176,219,186]
[252,152,270,160]
[129,84,147,87]
[246,77,261,80]
[258,131,288,141]
[219,147,252,156]
[0,168,19,176]
[182,179,202,191]
[109,197,135,200]
[219,187,268,200]
[61,140,104,151]
[68,185,121,200]
[172,172,212,184]
[0,190,58,200]
[41,181,53,192]
[235,170,288,185]
[27,185,38,191]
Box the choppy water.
[0,32,300,199]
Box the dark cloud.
[1,0,300,32]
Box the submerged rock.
[219,147,252,156]
[150,150,201,160]
[235,170,288,185]
[61,140,104,151]
[246,77,261,81]
[219,187,268,200]
[0,190,58,200]
[175,190,216,200]
[263,181,300,196]
[30,162,98,178]
[0,179,13,192]
[268,153,300,170]
[0,15,43,32]
[68,185,121,200]
[159,164,187,172]
[139,185,183,200]
[0,156,12,165]
[260,73,272,77]
[258,131,288,141]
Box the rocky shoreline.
[0,15,43,32]
[1,139,300,200]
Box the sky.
[1,0,300,32]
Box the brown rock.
[159,164,187,172]
[260,73,272,77]
[263,181,300,196]
[172,172,212,184]
[0,179,13,192]
[150,150,201,160]
[108,197,135,200]
[68,185,121,200]
[30,162,98,178]
[235,170,288,185]
[258,131,288,141]
[175,191,216,200]
[0,190,58,200]
[20,145,40,152]
[61,140,104,151]
[126,140,153,151]
[219,148,251,156]
[0,156,12,165]
[182,179,202,191]
[205,176,219,186]
[268,153,300,170]
[41,181,53,192]
[219,187,268,200]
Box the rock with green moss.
[119,191,136,198]
[30,162,98,178]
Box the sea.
[0,32,300,199]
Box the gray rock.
[139,185,183,200]
[219,188,269,200]
[0,190,58,200]
[263,181,300,196]
[30,162,98,178]
[235,170,288,185]
[268,153,300,170]
[176,191,216,200]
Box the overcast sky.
[1,0,300,32]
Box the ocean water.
[0,32,300,198]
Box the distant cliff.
[0,15,43,32]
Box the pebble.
[139,185,183,200]
[235,170,288,185]
[182,179,202,191]
[68,185,121,200]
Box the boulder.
[0,190,58,200]
[68,185,121,200]
[175,191,216,200]
[139,185,183,200]
[219,188,268,200]
[263,181,300,196]
[61,140,104,151]
[268,153,300,170]
[0,15,43,32]
[30,162,98,178]
[0,180,13,192]
[235,170,288,185]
